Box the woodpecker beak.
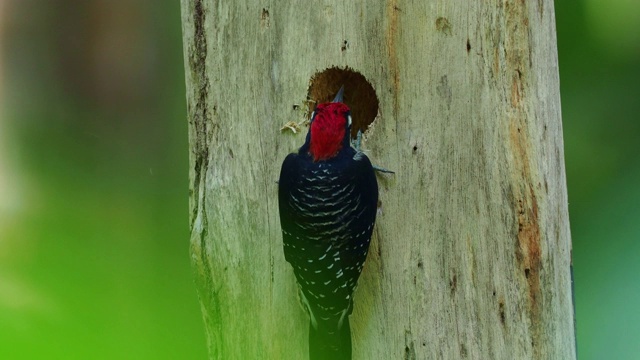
[332,86,345,103]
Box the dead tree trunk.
[180,0,576,358]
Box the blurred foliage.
[556,0,640,359]
[0,1,206,359]
[0,1,638,359]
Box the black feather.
[279,124,378,360]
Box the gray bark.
[181,0,576,359]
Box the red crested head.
[309,102,351,162]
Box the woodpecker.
[278,87,378,360]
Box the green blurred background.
[0,1,638,359]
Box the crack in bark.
[186,0,220,357]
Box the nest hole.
[307,67,379,139]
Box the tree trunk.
[180,0,576,359]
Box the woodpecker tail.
[309,317,352,360]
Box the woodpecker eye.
[347,115,352,127]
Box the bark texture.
[181,0,576,358]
